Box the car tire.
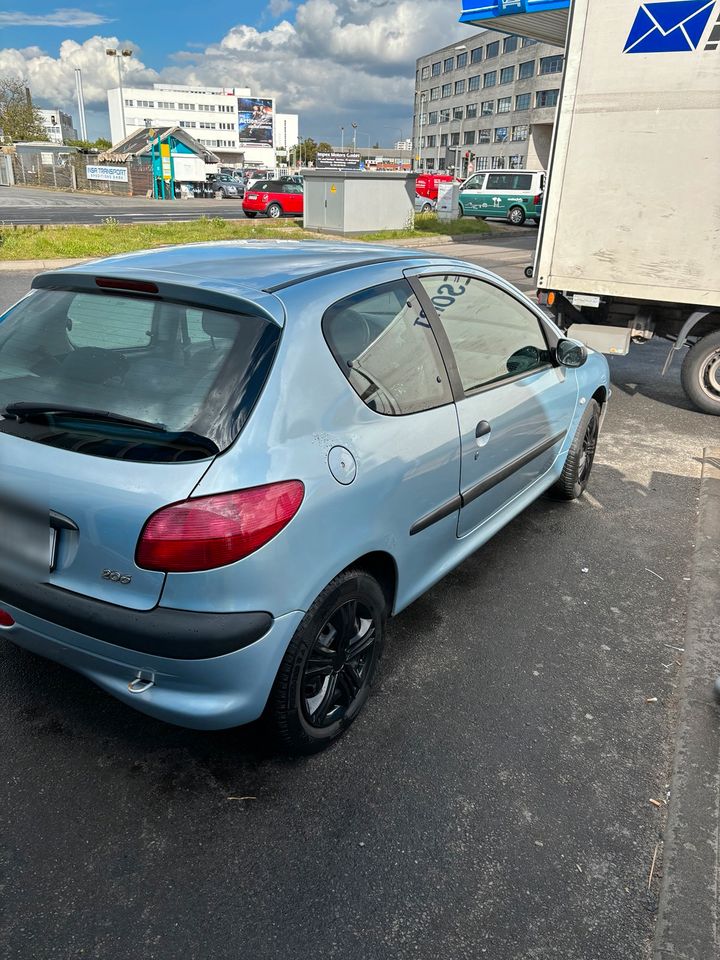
[215,189,226,199]
[266,203,282,219]
[508,205,526,225]
[552,399,601,500]
[680,331,720,415]
[244,211,257,219]
[421,203,432,213]
[268,569,387,754]
[524,265,534,278]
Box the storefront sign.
[86,165,129,182]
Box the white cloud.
[268,0,293,15]
[0,8,113,27]
[0,1,474,143]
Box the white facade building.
[108,83,298,166]
[38,108,77,144]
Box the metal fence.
[13,150,75,190]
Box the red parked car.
[242,179,304,219]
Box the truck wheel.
[680,331,720,415]
[508,205,526,225]
[551,399,601,500]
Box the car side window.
[464,175,484,189]
[418,275,551,393]
[323,279,452,416]
[67,294,154,349]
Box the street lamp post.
[106,48,133,140]
[340,126,344,150]
[351,122,358,151]
[415,93,427,171]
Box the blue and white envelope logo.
[624,0,716,52]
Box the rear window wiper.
[2,402,167,432]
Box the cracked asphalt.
[1,237,718,959]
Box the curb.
[653,448,720,960]
[0,258,90,271]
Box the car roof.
[42,240,442,298]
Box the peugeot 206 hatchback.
[0,241,609,753]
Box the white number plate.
[571,293,601,309]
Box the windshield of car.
[0,289,280,462]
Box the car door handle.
[475,420,492,439]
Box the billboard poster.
[237,97,273,146]
[316,152,362,170]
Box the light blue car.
[0,241,610,753]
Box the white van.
[458,170,545,225]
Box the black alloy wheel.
[269,569,386,754]
[577,412,599,484]
[302,599,377,729]
[551,398,601,500]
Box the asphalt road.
[1,240,718,959]
[0,185,249,224]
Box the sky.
[0,1,472,144]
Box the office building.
[412,28,564,176]
[108,83,299,166]
[38,108,77,145]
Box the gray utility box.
[303,171,417,235]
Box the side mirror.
[556,338,588,368]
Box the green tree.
[317,141,333,154]
[0,77,47,143]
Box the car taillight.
[136,481,305,572]
[533,194,542,204]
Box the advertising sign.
[160,142,172,180]
[85,165,129,182]
[237,97,274,146]
[316,152,362,170]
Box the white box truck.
[460,0,720,413]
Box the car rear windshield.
[0,288,280,462]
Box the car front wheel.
[266,202,282,219]
[552,399,601,500]
[268,569,386,754]
[508,205,526,225]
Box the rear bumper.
[0,577,271,659]
[1,599,304,729]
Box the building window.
[427,135,436,147]
[457,51,468,68]
[455,79,466,94]
[157,101,175,109]
[522,37,538,46]
[450,132,460,146]
[124,99,134,107]
[484,71,497,88]
[518,60,535,80]
[440,108,451,122]
[536,88,560,107]
[509,155,525,169]
[428,110,438,124]
[511,124,529,141]
[478,128,491,144]
[497,97,512,113]
[471,47,482,63]
[492,156,506,169]
[477,156,489,170]
[540,55,564,74]
[440,133,449,146]
[464,130,476,144]
[420,136,426,149]
[515,93,531,111]
[432,61,441,76]
[466,103,477,119]
[441,83,452,97]
[178,102,195,110]
[500,66,514,85]
[430,87,440,100]
[494,127,509,142]
[137,100,154,108]
[444,57,454,72]
[421,65,430,79]
[180,120,196,128]
[453,106,464,120]
[503,35,518,54]
[438,156,446,169]
[486,41,499,58]
[468,74,481,91]
[481,100,494,115]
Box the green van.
[458,170,545,225]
